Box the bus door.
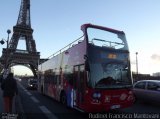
[73,65,85,107]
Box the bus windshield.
[87,27,128,50]
[89,61,132,89]
[86,26,132,89]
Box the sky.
[0,0,160,76]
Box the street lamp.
[0,29,11,74]
[6,29,11,49]
[0,29,11,47]
[136,52,138,77]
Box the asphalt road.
[17,79,160,119]
[18,79,88,119]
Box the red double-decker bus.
[38,23,134,112]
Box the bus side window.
[73,67,79,90]
[51,75,55,84]
[68,73,73,85]
[64,73,73,85]
[59,75,61,85]
[53,75,57,84]
[44,74,48,83]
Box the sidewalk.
[0,82,26,119]
[0,88,4,112]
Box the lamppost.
[0,29,11,73]
[6,29,11,49]
[136,52,138,79]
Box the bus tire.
[60,92,67,105]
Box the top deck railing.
[47,35,84,59]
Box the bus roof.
[81,23,125,34]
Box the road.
[16,79,160,119]
[18,79,88,119]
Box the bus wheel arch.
[60,90,67,105]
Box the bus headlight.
[92,92,101,104]
[120,93,127,101]
[93,92,101,99]
[127,95,134,101]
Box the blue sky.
[0,0,160,75]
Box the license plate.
[110,105,120,109]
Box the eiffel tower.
[0,0,40,77]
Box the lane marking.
[18,82,32,95]
[25,91,32,96]
[31,96,39,103]
[17,82,25,89]
[23,89,28,92]
[39,106,58,119]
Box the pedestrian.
[1,72,18,113]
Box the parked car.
[27,79,38,90]
[133,80,160,103]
